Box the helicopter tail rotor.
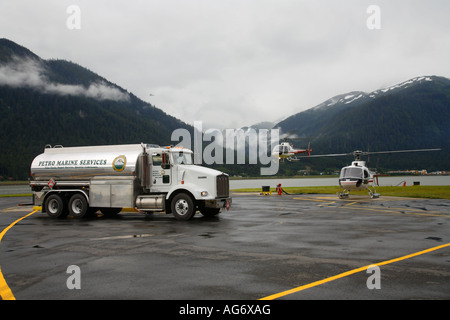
[306,142,312,156]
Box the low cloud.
[44,80,130,102]
[0,56,130,102]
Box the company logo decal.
[112,155,127,172]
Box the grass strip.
[232,185,450,199]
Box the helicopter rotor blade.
[296,148,441,159]
[297,153,351,158]
[362,148,441,156]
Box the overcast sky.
[1,0,450,129]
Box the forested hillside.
[273,76,450,174]
[0,39,191,179]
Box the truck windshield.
[172,152,193,165]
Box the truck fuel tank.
[135,195,165,211]
[30,144,144,181]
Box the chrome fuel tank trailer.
[29,143,231,221]
[30,144,144,181]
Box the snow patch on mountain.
[312,76,434,111]
[373,76,433,95]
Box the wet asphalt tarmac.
[0,193,449,300]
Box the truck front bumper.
[205,198,232,210]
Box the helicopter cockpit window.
[363,169,369,179]
[340,167,363,179]
[273,145,286,154]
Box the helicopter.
[299,148,441,199]
[272,138,313,161]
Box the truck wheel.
[45,194,67,219]
[171,193,195,221]
[68,194,89,219]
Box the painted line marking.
[259,242,450,300]
[0,209,38,300]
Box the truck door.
[151,152,172,187]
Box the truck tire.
[68,194,89,219]
[171,193,195,221]
[45,194,67,219]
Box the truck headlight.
[201,191,208,197]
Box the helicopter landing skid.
[338,188,380,199]
[368,186,380,199]
[338,190,350,199]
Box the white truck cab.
[30,144,231,221]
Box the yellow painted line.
[0,209,38,300]
[121,207,140,212]
[293,197,334,204]
[0,266,16,300]
[260,242,450,300]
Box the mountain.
[1,38,448,179]
[0,39,191,180]
[273,76,450,173]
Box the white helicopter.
[272,139,312,161]
[301,148,441,199]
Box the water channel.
[1,176,448,195]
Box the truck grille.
[216,174,229,198]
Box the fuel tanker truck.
[29,143,231,221]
